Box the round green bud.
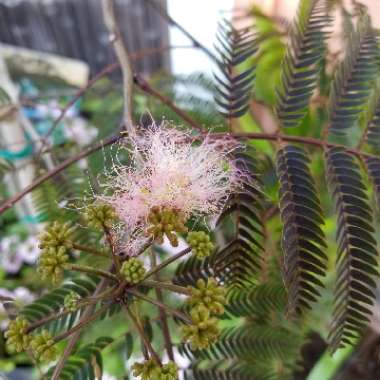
[181,305,219,350]
[64,291,80,312]
[38,221,74,251]
[5,316,31,353]
[30,330,57,363]
[37,246,69,284]
[187,278,227,315]
[158,361,178,380]
[186,231,214,259]
[147,206,188,247]
[84,202,118,230]
[132,359,178,380]
[132,359,158,380]
[120,258,146,284]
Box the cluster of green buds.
[84,202,118,230]
[5,318,57,364]
[121,258,146,284]
[187,278,227,315]
[30,330,58,362]
[37,246,69,284]
[4,317,31,353]
[146,206,187,247]
[38,221,74,251]
[132,359,178,380]
[181,305,219,350]
[186,231,215,259]
[64,291,81,312]
[37,222,74,284]
[182,278,227,350]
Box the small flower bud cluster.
[132,359,178,380]
[5,317,31,353]
[84,202,118,230]
[64,291,81,312]
[181,305,219,350]
[121,258,146,284]
[187,278,227,315]
[147,206,187,247]
[38,221,74,251]
[37,247,69,284]
[186,231,214,259]
[30,330,58,362]
[182,278,227,350]
[37,222,74,284]
[5,318,57,363]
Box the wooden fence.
[0,0,170,75]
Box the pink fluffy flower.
[101,125,243,254]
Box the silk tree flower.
[101,125,243,255]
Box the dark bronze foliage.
[326,148,379,351]
[276,145,327,314]
[276,0,330,128]
[214,20,258,118]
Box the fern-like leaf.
[276,145,327,314]
[173,256,213,287]
[46,336,113,380]
[226,282,286,319]
[212,149,264,288]
[21,276,98,335]
[326,147,379,351]
[328,14,377,135]
[365,156,380,208]
[214,20,258,118]
[363,88,380,146]
[276,0,330,128]
[181,325,297,362]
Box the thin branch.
[3,131,380,217]
[71,242,109,258]
[0,133,122,215]
[142,280,191,296]
[127,288,191,324]
[150,250,174,360]
[51,274,111,380]
[145,0,217,62]
[124,305,161,365]
[144,247,192,280]
[133,74,205,132]
[53,302,111,343]
[63,263,119,282]
[33,44,191,156]
[102,0,135,137]
[104,226,121,274]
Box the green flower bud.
[64,291,80,312]
[187,278,227,315]
[38,221,74,251]
[158,361,178,380]
[132,359,159,380]
[30,330,57,363]
[120,258,146,284]
[132,359,178,380]
[84,202,118,230]
[5,317,31,353]
[37,246,69,284]
[186,231,214,259]
[146,206,187,247]
[181,305,219,350]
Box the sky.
[167,0,234,75]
